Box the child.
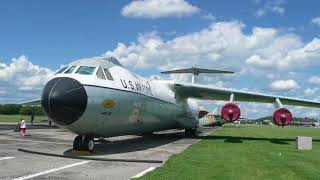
[20,119,27,137]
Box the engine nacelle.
[221,103,241,122]
[273,108,293,126]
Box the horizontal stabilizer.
[161,67,234,75]
[19,99,41,106]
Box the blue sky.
[1,0,319,68]
[1,0,320,118]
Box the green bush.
[0,104,22,115]
[19,106,34,115]
[33,106,45,116]
[19,106,45,116]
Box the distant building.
[300,118,316,127]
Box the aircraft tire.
[84,137,95,152]
[185,128,198,137]
[185,129,189,136]
[73,136,82,150]
[190,129,198,137]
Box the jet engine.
[273,108,293,126]
[221,103,241,122]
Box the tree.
[19,106,34,115]
[0,104,22,115]
[33,106,45,116]
[0,104,45,116]
[19,106,45,116]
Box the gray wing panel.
[175,83,320,108]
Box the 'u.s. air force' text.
[120,79,153,96]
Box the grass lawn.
[139,125,320,180]
[0,114,48,123]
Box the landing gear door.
[129,103,143,124]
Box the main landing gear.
[185,128,198,137]
[73,135,95,152]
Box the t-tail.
[161,67,234,83]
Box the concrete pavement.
[0,126,215,179]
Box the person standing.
[20,119,27,137]
[31,113,34,125]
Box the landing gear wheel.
[185,129,190,136]
[191,129,197,137]
[73,136,95,152]
[185,128,198,137]
[84,137,95,152]
[73,136,82,150]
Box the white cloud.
[245,54,273,68]
[202,13,215,21]
[308,76,320,85]
[2,19,319,119]
[304,110,320,117]
[311,17,320,27]
[255,0,286,17]
[103,19,320,122]
[270,79,299,90]
[255,10,265,17]
[121,0,200,19]
[271,6,285,14]
[0,90,5,95]
[102,20,320,118]
[103,20,320,106]
[0,55,54,91]
[246,37,320,70]
[105,21,320,75]
[304,88,319,96]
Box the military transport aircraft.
[23,56,320,152]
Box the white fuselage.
[53,65,198,137]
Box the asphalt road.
[0,126,215,179]
[0,123,57,130]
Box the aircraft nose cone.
[41,77,88,125]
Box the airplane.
[23,56,320,152]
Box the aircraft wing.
[19,99,41,106]
[174,82,320,108]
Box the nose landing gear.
[73,135,95,152]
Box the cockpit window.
[104,69,114,81]
[96,67,106,80]
[76,66,96,75]
[55,66,69,74]
[64,66,76,74]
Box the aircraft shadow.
[63,131,185,156]
[197,135,320,145]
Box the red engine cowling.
[273,108,293,126]
[221,103,241,122]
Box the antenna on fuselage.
[161,67,234,84]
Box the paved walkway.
[0,127,215,179]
